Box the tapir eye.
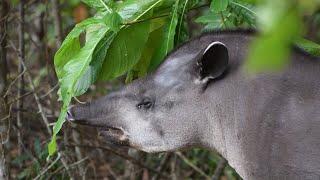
[137,98,153,110]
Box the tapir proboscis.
[67,30,320,180]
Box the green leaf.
[99,21,150,80]
[103,12,123,31]
[59,25,109,99]
[81,0,113,12]
[74,29,116,96]
[149,0,180,70]
[195,10,224,30]
[51,0,173,156]
[116,0,165,22]
[295,38,320,57]
[54,18,106,81]
[246,8,302,73]
[51,21,110,156]
[177,0,189,43]
[211,0,229,12]
[132,27,165,78]
[164,0,179,54]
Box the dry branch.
[212,158,227,180]
[9,41,73,178]
[17,0,26,156]
[175,152,211,179]
[67,143,170,179]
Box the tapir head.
[68,42,229,153]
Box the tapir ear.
[196,42,228,83]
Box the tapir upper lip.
[67,107,130,146]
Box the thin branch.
[9,41,73,178]
[0,102,11,145]
[122,14,169,26]
[212,158,227,180]
[17,0,26,156]
[39,83,58,99]
[133,0,163,22]
[175,152,211,179]
[99,0,112,13]
[9,41,51,135]
[70,123,86,179]
[152,153,171,180]
[7,91,32,105]
[3,69,26,98]
[51,0,63,47]
[33,153,61,180]
[48,156,89,178]
[0,0,9,90]
[67,143,170,179]
[0,9,10,180]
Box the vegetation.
[0,0,319,179]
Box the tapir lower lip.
[98,126,130,146]
[98,126,123,135]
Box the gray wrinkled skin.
[68,30,320,180]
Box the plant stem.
[220,11,227,28]
[99,0,112,13]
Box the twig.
[40,83,58,99]
[0,103,11,145]
[7,91,32,105]
[9,41,51,135]
[0,103,11,122]
[33,153,61,180]
[17,0,26,156]
[99,0,112,13]
[50,156,89,177]
[152,153,171,180]
[170,154,177,180]
[67,143,170,179]
[212,158,227,180]
[9,41,73,178]
[2,69,26,98]
[175,152,211,179]
[0,0,8,90]
[51,0,63,47]
[70,123,86,179]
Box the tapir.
[67,30,320,180]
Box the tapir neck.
[197,75,257,180]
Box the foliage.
[50,0,320,155]
[13,138,62,179]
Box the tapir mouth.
[67,107,130,146]
[98,126,130,146]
